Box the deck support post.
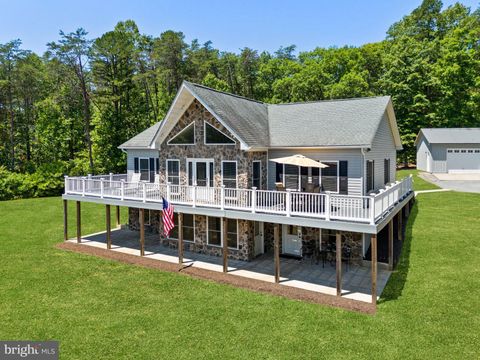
[76,201,81,243]
[274,224,280,283]
[178,213,184,265]
[63,199,68,241]
[106,205,111,250]
[223,218,228,273]
[388,219,394,270]
[398,212,402,241]
[336,231,342,297]
[115,206,120,228]
[371,234,377,306]
[139,208,145,256]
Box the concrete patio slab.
[67,228,391,303]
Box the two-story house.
[63,81,414,306]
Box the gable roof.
[184,82,269,148]
[118,122,161,149]
[268,96,394,148]
[139,81,402,150]
[415,128,480,146]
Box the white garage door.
[447,148,480,173]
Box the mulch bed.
[56,242,376,314]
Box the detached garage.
[415,128,480,174]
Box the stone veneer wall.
[128,207,255,261]
[263,223,363,264]
[157,99,268,189]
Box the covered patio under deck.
[65,227,391,303]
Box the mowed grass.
[0,183,479,358]
[397,168,440,191]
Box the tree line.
[0,0,479,199]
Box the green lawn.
[0,182,478,358]
[397,168,440,191]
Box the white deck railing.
[64,173,413,224]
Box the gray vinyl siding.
[364,112,397,191]
[126,149,159,181]
[267,148,364,195]
[416,137,431,172]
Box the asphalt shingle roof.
[120,82,395,149]
[119,122,161,149]
[417,128,480,144]
[268,97,391,147]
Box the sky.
[1,0,479,55]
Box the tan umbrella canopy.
[269,154,329,168]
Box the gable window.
[204,122,235,145]
[321,161,338,192]
[384,159,391,184]
[366,160,375,193]
[169,213,194,242]
[252,161,262,189]
[207,217,238,248]
[166,160,180,185]
[222,161,237,188]
[168,122,195,145]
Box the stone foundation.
[128,208,364,264]
[128,208,254,261]
[264,223,364,264]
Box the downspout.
[361,148,367,196]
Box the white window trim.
[166,159,180,184]
[252,160,262,189]
[221,160,238,189]
[168,213,195,243]
[206,217,239,249]
[186,158,215,186]
[167,121,196,146]
[203,121,236,145]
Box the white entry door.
[282,225,302,256]
[254,222,264,256]
[187,159,214,202]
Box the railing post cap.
[64,175,69,179]
[121,179,125,182]
[100,177,105,181]
[251,186,257,190]
[221,184,226,188]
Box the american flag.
[162,197,175,237]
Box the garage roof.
[416,128,480,145]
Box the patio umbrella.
[269,154,328,168]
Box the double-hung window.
[384,159,391,185]
[207,217,238,248]
[366,160,375,193]
[222,161,237,188]
[166,160,180,185]
[169,213,194,242]
[321,162,338,192]
[252,161,261,189]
